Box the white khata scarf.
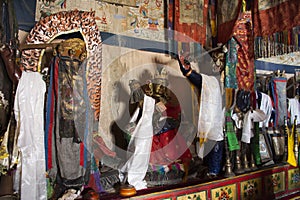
[197,74,224,158]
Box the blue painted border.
[101,32,170,54]
[255,60,300,74]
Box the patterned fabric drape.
[233,11,255,91]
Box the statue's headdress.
[152,65,168,86]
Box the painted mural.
[35,0,165,42]
[179,0,204,25]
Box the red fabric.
[150,103,192,166]
[170,0,209,44]
[150,129,192,165]
[79,143,84,167]
[253,0,300,37]
[233,11,255,91]
[93,135,116,159]
[47,58,59,169]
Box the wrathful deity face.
[154,84,164,98]
[152,79,168,98]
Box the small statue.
[177,53,224,178]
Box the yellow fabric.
[242,0,246,12]
[225,88,233,110]
[287,126,297,167]
[199,137,206,146]
[211,19,217,37]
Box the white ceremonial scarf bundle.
[197,74,224,158]
[120,94,155,190]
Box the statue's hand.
[177,54,191,76]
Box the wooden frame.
[259,130,273,164]
[268,128,285,163]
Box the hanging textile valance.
[20,10,102,120]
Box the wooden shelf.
[99,164,300,199]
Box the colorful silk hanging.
[225,37,238,89]
[233,11,255,91]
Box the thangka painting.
[179,0,204,25]
[35,0,165,42]
[170,0,208,44]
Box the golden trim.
[37,29,84,72]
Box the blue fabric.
[206,141,224,175]
[14,0,36,32]
[270,77,287,126]
[255,60,300,74]
[187,71,203,93]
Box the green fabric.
[225,111,240,151]
[251,122,261,165]
[46,178,54,199]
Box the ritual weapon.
[241,142,250,172]
[234,128,244,174]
